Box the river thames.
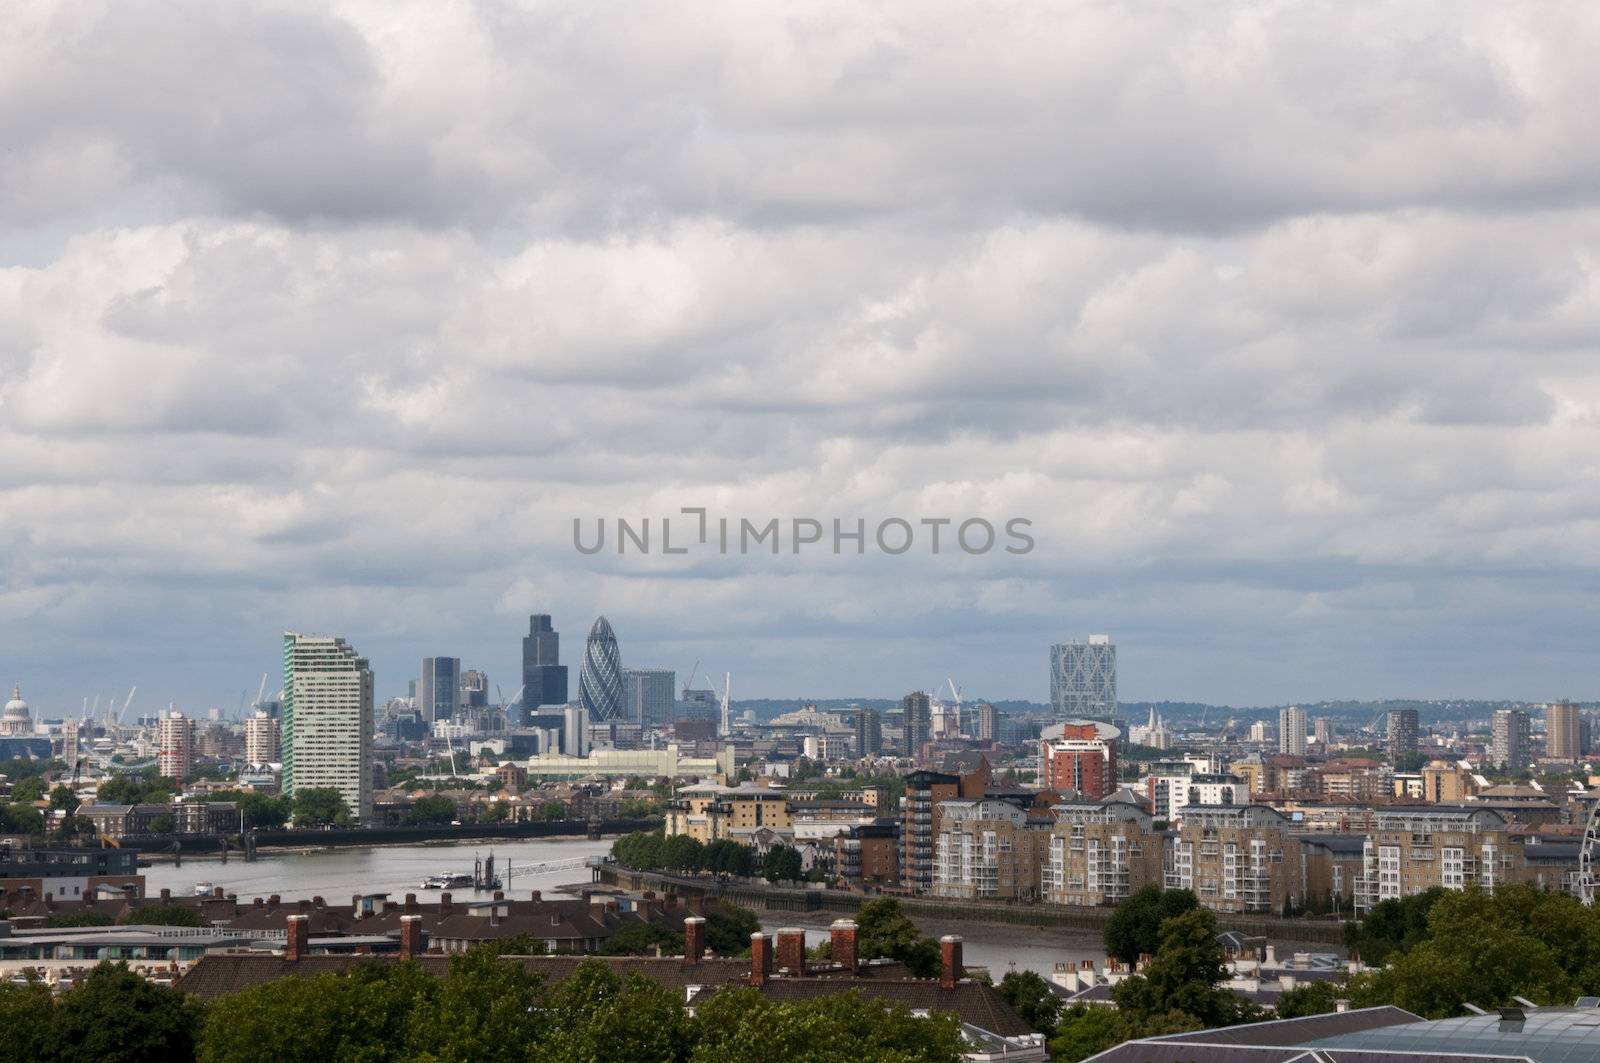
[144,837,1104,978]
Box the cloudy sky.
[3,2,1599,715]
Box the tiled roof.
[705,978,1033,1037]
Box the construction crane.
[945,678,963,734]
[715,672,731,738]
[683,660,701,698]
[251,674,269,714]
[116,686,138,727]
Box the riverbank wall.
[126,818,661,857]
[594,862,1349,947]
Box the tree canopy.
[290,787,352,828]
[1103,885,1200,965]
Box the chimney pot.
[404,893,418,913]
[160,888,172,903]
[830,919,858,973]
[440,892,453,918]
[939,935,963,989]
[268,894,280,907]
[530,890,541,902]
[776,928,806,974]
[683,916,706,966]
[286,914,309,962]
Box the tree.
[1274,979,1347,1019]
[612,830,665,869]
[1343,888,1446,966]
[996,970,1062,1035]
[291,787,352,828]
[0,802,44,834]
[48,785,79,812]
[660,833,705,873]
[42,961,202,1063]
[761,844,803,883]
[148,813,176,834]
[704,902,762,956]
[1049,1004,1201,1063]
[46,910,116,928]
[1111,908,1259,1029]
[690,985,966,1063]
[0,979,51,1062]
[702,839,754,877]
[404,947,549,1063]
[212,790,292,830]
[11,776,46,803]
[853,898,942,979]
[128,904,205,928]
[601,920,683,956]
[407,793,457,825]
[1103,885,1200,965]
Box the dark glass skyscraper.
[522,614,568,713]
[418,656,461,723]
[579,615,624,722]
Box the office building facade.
[622,668,675,726]
[282,632,374,824]
[521,614,569,712]
[1049,636,1116,719]
[578,616,624,722]
[418,657,461,724]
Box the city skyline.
[6,5,1600,713]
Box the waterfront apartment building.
[931,799,1050,902]
[1490,709,1531,771]
[622,668,675,727]
[834,822,900,887]
[418,656,461,724]
[1546,700,1583,761]
[1049,636,1116,719]
[1040,720,1119,798]
[283,632,374,824]
[156,711,195,781]
[1165,805,1303,915]
[1044,794,1162,907]
[244,710,280,765]
[1278,707,1306,756]
[521,614,569,712]
[1352,806,1511,913]
[1386,709,1419,763]
[1419,759,1477,803]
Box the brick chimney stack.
[776,928,806,974]
[530,890,541,902]
[399,915,422,959]
[939,935,963,990]
[286,914,309,962]
[404,893,418,914]
[830,919,858,973]
[749,933,772,986]
[683,916,706,966]
[439,892,453,918]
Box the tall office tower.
[579,616,624,722]
[418,657,461,724]
[901,691,932,756]
[1386,709,1419,762]
[1313,718,1336,745]
[561,705,590,756]
[283,632,374,824]
[244,710,281,764]
[1546,700,1582,761]
[1278,706,1307,755]
[623,669,676,726]
[521,614,569,712]
[156,710,195,781]
[460,670,490,710]
[855,707,883,756]
[1490,708,1530,771]
[1049,635,1117,719]
[977,702,999,743]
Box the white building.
[1278,706,1307,756]
[283,632,374,824]
[244,710,280,765]
[802,733,851,761]
[1,686,33,736]
[156,710,195,781]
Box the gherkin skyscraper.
[579,615,624,722]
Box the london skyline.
[5,4,1600,712]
